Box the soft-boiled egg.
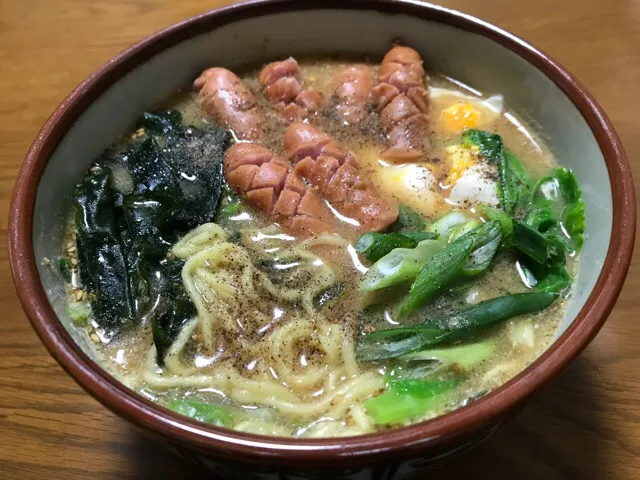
[448,164,500,208]
[445,145,500,208]
[446,144,478,184]
[378,163,442,217]
[356,147,443,218]
[431,87,504,134]
[431,87,504,207]
[440,102,483,133]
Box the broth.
[57,52,583,438]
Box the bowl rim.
[8,0,636,466]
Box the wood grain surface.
[1,0,639,478]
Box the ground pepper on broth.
[57,52,583,438]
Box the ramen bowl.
[9,0,635,478]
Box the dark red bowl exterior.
[8,1,636,478]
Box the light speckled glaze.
[8,1,635,478]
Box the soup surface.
[56,48,585,438]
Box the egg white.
[448,163,500,208]
[381,163,441,217]
[355,147,444,218]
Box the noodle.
[142,222,383,435]
[172,223,228,258]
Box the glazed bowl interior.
[13,0,631,464]
[34,5,612,358]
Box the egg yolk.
[446,145,479,184]
[440,102,482,133]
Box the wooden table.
[1,0,638,478]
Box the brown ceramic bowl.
[9,0,636,478]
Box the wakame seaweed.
[73,110,230,361]
[122,194,174,256]
[122,112,228,231]
[148,258,197,360]
[74,172,136,329]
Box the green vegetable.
[512,220,566,268]
[388,378,458,398]
[397,221,502,317]
[450,217,499,249]
[530,168,585,252]
[65,301,91,326]
[167,400,233,428]
[357,292,558,360]
[391,204,427,232]
[56,257,72,282]
[504,150,532,211]
[496,150,522,214]
[398,231,439,242]
[463,235,501,276]
[447,219,481,242]
[364,379,457,424]
[219,201,242,217]
[562,200,586,251]
[513,167,584,291]
[355,232,419,262]
[399,340,495,372]
[459,133,583,294]
[547,167,581,204]
[424,293,557,336]
[397,236,474,318]
[358,239,444,291]
[385,340,495,381]
[427,210,473,240]
[358,328,449,361]
[535,266,571,293]
[519,259,571,293]
[523,204,556,232]
[462,129,504,160]
[461,221,502,276]
[479,206,514,236]
[462,130,531,213]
